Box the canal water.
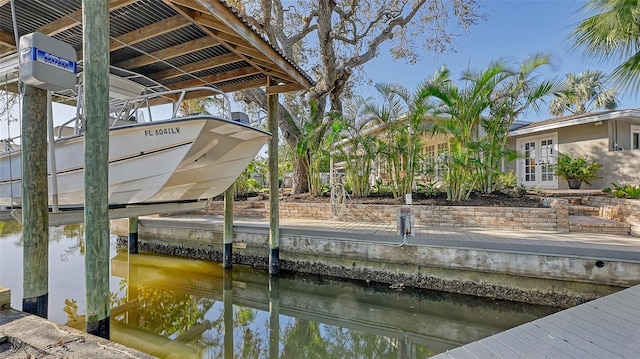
[0,221,559,358]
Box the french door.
[516,134,558,188]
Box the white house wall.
[509,122,640,189]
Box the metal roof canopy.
[0,0,313,100]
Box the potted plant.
[554,154,602,189]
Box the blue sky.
[359,0,637,122]
[1,0,635,140]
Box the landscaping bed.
[280,190,546,208]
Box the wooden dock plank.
[432,348,476,359]
[585,302,639,331]
[428,285,640,359]
[555,313,640,358]
[605,294,640,316]
[458,342,499,358]
[493,331,550,358]
[540,319,625,358]
[518,323,599,358]
[477,336,526,359]
[563,311,640,348]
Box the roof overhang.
[508,109,640,137]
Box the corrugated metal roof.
[0,0,313,95]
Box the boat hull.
[0,117,269,207]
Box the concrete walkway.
[146,214,640,263]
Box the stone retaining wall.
[206,200,560,231]
[582,196,640,236]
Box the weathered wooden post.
[223,269,233,359]
[21,84,49,318]
[126,254,139,326]
[267,78,280,275]
[83,0,110,338]
[128,217,139,254]
[268,276,280,359]
[223,184,234,268]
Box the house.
[507,109,640,190]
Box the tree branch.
[234,88,301,148]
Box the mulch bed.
[279,191,546,208]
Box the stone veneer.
[206,199,561,231]
[581,196,640,236]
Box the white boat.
[0,85,270,207]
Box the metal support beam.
[223,184,234,268]
[267,77,279,275]
[21,84,49,319]
[83,0,110,339]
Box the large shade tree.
[230,0,485,193]
[571,0,640,94]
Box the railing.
[54,86,232,141]
[0,136,20,152]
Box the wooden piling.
[21,84,49,318]
[268,276,280,359]
[83,0,110,339]
[128,217,139,254]
[223,269,233,359]
[223,184,234,268]
[267,78,279,275]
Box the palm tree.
[548,70,619,116]
[571,0,640,94]
[484,53,560,193]
[364,82,422,199]
[296,100,340,197]
[415,55,558,198]
[334,95,379,197]
[415,65,510,200]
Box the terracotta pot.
[567,179,582,189]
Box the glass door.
[517,134,558,188]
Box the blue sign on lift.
[19,32,77,91]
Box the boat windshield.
[55,87,231,140]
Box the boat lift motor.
[396,206,414,246]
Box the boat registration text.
[144,127,180,137]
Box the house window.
[423,145,435,164]
[632,125,640,150]
[437,142,449,154]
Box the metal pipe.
[46,91,59,212]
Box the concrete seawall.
[111,216,640,308]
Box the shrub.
[603,183,640,199]
[416,181,440,197]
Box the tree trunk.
[292,154,309,194]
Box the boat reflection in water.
[60,250,556,359]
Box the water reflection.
[102,251,556,359]
[0,222,559,358]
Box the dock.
[430,284,640,359]
[110,214,640,307]
[120,214,640,358]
